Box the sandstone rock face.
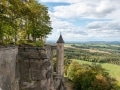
[0,45,66,90]
[17,46,52,90]
[0,46,18,90]
[17,46,66,90]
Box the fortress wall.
[0,46,18,90]
[17,46,53,90]
[0,45,65,90]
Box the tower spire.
[57,34,64,43]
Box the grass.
[64,44,72,48]
[72,59,120,82]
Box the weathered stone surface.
[40,50,48,59]
[31,70,46,80]
[46,70,52,79]
[53,75,66,90]
[27,52,40,59]
[18,52,28,60]
[0,47,18,90]
[17,46,53,90]
[19,59,30,81]
[30,60,42,70]
[41,61,51,70]
[0,45,66,90]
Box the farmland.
[64,42,120,82]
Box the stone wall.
[17,46,52,90]
[17,45,66,90]
[0,46,18,90]
[0,45,66,90]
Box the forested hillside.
[65,43,120,65]
[64,43,120,90]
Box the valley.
[64,42,120,82]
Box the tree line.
[0,0,52,45]
[65,47,120,65]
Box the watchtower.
[56,34,64,76]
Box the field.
[64,42,120,82]
[72,59,120,81]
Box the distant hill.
[47,40,120,45]
[65,41,120,44]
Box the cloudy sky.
[39,0,120,42]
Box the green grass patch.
[64,44,72,48]
[72,59,120,82]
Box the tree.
[64,58,71,76]
[0,0,52,45]
[67,62,118,90]
[25,0,52,42]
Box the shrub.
[67,62,118,90]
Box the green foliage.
[3,38,11,45]
[17,39,26,45]
[73,70,96,90]
[17,39,44,47]
[0,0,52,45]
[67,61,119,90]
[33,40,44,47]
[53,58,57,72]
[67,62,81,80]
[114,82,120,89]
[64,58,71,76]
[73,59,120,83]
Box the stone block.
[20,81,36,90]
[30,60,42,70]
[18,52,28,60]
[40,50,48,59]
[0,47,18,90]
[41,61,51,70]
[31,69,47,80]
[20,60,30,81]
[46,70,52,79]
[27,52,40,59]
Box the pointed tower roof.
[57,34,64,43]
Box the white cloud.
[47,18,120,41]
[39,0,99,4]
[40,0,120,41]
[87,20,120,30]
[40,0,120,19]
[86,20,120,41]
[39,0,81,3]
[52,3,94,19]
[47,0,120,19]
[51,2,96,19]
